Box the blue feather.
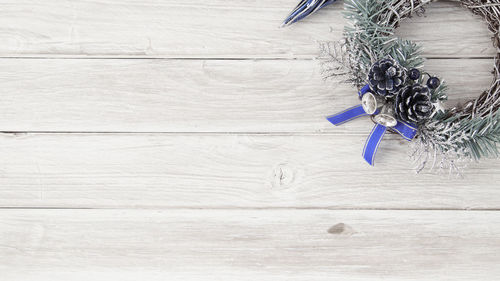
[281,0,337,27]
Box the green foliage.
[431,110,500,161]
[341,0,426,85]
[429,81,448,102]
[385,40,425,71]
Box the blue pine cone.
[394,84,433,123]
[368,58,407,97]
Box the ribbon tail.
[281,0,337,27]
[392,121,418,141]
[362,124,387,166]
[326,105,368,126]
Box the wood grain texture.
[0,0,495,58]
[1,209,500,281]
[0,133,499,209]
[0,58,494,132]
[1,1,500,279]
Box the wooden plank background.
[0,0,499,280]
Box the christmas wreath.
[283,0,500,173]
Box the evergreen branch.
[421,110,500,162]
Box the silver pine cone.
[394,84,433,123]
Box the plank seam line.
[0,131,432,138]
[0,56,494,60]
[0,207,499,211]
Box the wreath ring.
[285,0,500,173]
[380,0,500,118]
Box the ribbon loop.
[392,121,418,141]
[358,84,371,99]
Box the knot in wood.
[271,163,295,190]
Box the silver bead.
[361,92,385,115]
[373,104,397,127]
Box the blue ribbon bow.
[282,0,338,27]
[326,85,418,166]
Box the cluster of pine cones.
[367,58,439,124]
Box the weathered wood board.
[0,133,498,209]
[1,209,500,281]
[0,58,494,132]
[0,0,495,58]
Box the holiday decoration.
[281,0,337,27]
[299,0,500,173]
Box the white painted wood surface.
[2,209,500,281]
[0,58,493,132]
[0,0,495,58]
[0,133,500,209]
[0,0,499,280]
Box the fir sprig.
[431,110,500,160]
[325,0,428,87]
